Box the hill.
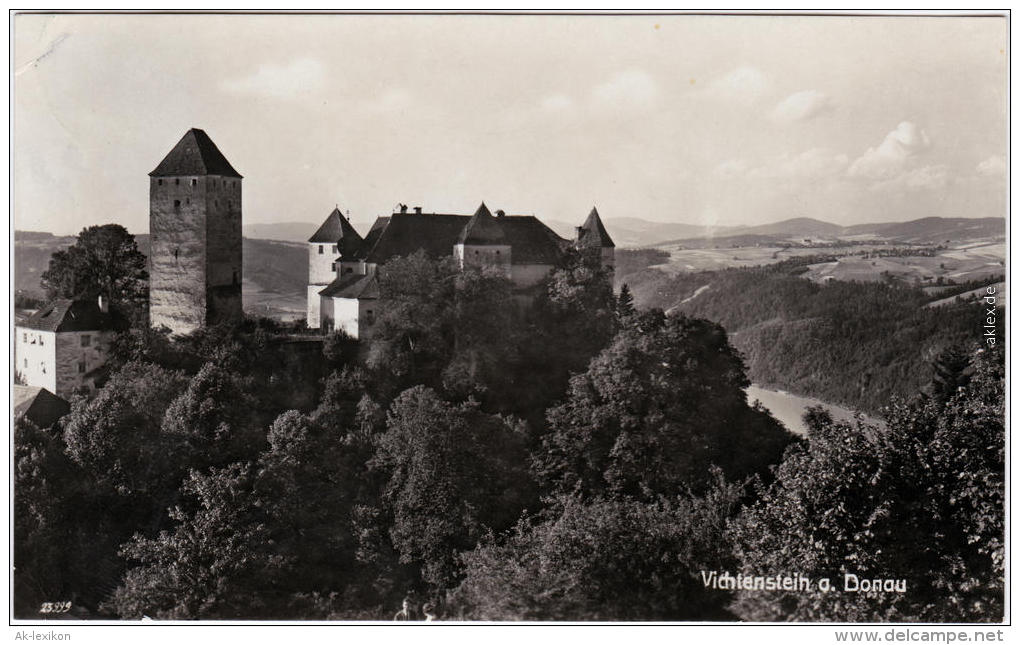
[15,231,308,320]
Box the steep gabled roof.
[319,273,380,299]
[14,385,70,428]
[308,207,365,257]
[358,209,567,265]
[457,202,506,245]
[19,299,116,333]
[577,206,615,248]
[150,128,243,178]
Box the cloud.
[871,165,950,191]
[848,121,931,180]
[221,58,326,99]
[592,69,660,111]
[751,148,849,179]
[540,94,575,112]
[705,66,770,102]
[976,155,1006,177]
[770,90,834,124]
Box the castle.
[306,202,616,337]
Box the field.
[648,239,1005,287]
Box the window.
[78,361,86,374]
[318,245,324,254]
[175,178,180,185]
[23,358,27,368]
[81,334,91,348]
[173,248,180,261]
[191,179,197,186]
[158,179,163,186]
[174,200,181,212]
[346,267,353,274]
[22,333,25,342]
[365,310,375,324]
[232,270,238,285]
[186,198,190,205]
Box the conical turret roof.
[577,206,615,248]
[309,206,364,255]
[457,202,506,245]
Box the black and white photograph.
[9,9,1009,639]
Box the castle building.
[148,128,243,335]
[307,202,615,338]
[307,207,365,328]
[14,297,116,397]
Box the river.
[746,385,872,436]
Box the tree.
[160,362,265,469]
[728,346,1004,622]
[63,361,189,496]
[370,386,533,591]
[538,310,795,500]
[616,283,636,319]
[107,463,279,619]
[452,472,745,621]
[41,224,148,323]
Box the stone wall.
[204,175,243,325]
[511,263,555,288]
[454,243,512,277]
[149,174,243,333]
[149,175,208,334]
[54,330,111,396]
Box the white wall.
[333,297,362,339]
[309,243,340,285]
[307,284,323,329]
[15,328,56,393]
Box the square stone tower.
[149,128,243,335]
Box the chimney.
[495,209,505,218]
[98,294,108,313]
[414,206,422,215]
[399,204,408,214]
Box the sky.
[13,13,1008,235]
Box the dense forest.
[14,237,1005,622]
[621,257,1005,412]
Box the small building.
[14,385,71,428]
[308,202,615,338]
[15,297,117,397]
[306,207,365,328]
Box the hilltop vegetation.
[622,259,1004,413]
[13,232,1005,622]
